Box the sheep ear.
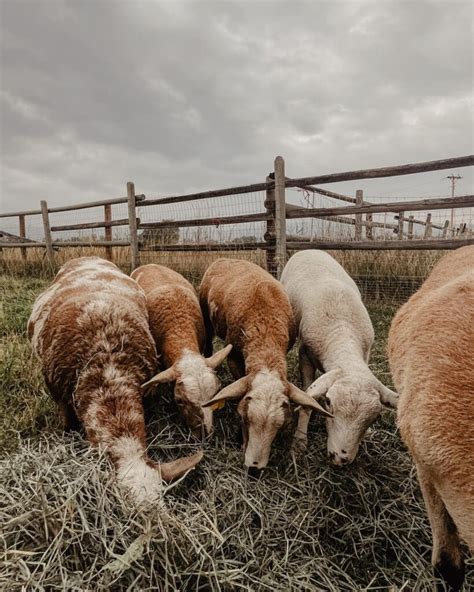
[201,376,249,408]
[288,383,333,417]
[377,381,399,409]
[206,344,232,369]
[306,368,341,399]
[141,366,177,390]
[159,451,204,482]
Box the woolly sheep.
[28,257,202,504]
[200,258,331,471]
[131,264,231,437]
[281,250,398,465]
[388,246,474,591]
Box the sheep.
[388,245,474,591]
[199,258,331,472]
[27,257,203,504]
[130,264,232,437]
[280,250,398,465]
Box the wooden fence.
[1,154,473,276]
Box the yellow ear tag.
[210,400,226,411]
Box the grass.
[1,264,472,591]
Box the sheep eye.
[324,396,331,407]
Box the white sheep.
[281,250,397,465]
[28,257,202,504]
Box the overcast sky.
[1,0,473,214]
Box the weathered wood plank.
[274,156,287,278]
[19,215,27,260]
[0,240,132,248]
[394,214,443,230]
[264,174,276,274]
[140,242,268,252]
[139,212,270,229]
[286,195,474,219]
[286,238,474,250]
[142,155,474,207]
[50,218,135,232]
[355,190,363,240]
[127,182,140,270]
[104,204,113,262]
[40,200,55,266]
[285,155,474,189]
[0,195,145,218]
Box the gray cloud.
[1,0,472,215]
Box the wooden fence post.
[264,174,277,275]
[40,200,55,266]
[104,204,113,262]
[274,156,287,278]
[397,212,404,239]
[365,213,373,239]
[355,190,363,240]
[423,213,432,239]
[127,182,140,270]
[408,215,414,240]
[19,214,27,260]
[442,220,450,238]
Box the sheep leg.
[416,463,465,592]
[60,401,81,432]
[46,379,81,432]
[292,345,316,452]
[201,299,214,357]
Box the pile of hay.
[2,398,471,592]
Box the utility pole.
[446,174,462,234]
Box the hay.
[2,401,471,592]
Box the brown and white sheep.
[388,245,474,591]
[28,257,202,504]
[130,264,231,437]
[199,259,331,471]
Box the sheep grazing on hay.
[280,250,398,465]
[28,257,203,505]
[131,264,232,437]
[199,258,331,473]
[388,245,474,591]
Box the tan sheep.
[388,245,474,591]
[28,257,202,504]
[199,259,331,471]
[131,264,231,437]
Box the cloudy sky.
[1,0,473,214]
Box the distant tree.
[141,221,179,245]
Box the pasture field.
[1,257,472,591]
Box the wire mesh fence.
[137,190,267,248]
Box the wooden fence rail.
[0,195,146,219]
[285,195,474,219]
[140,155,474,207]
[50,218,138,232]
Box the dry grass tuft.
[2,405,471,591]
